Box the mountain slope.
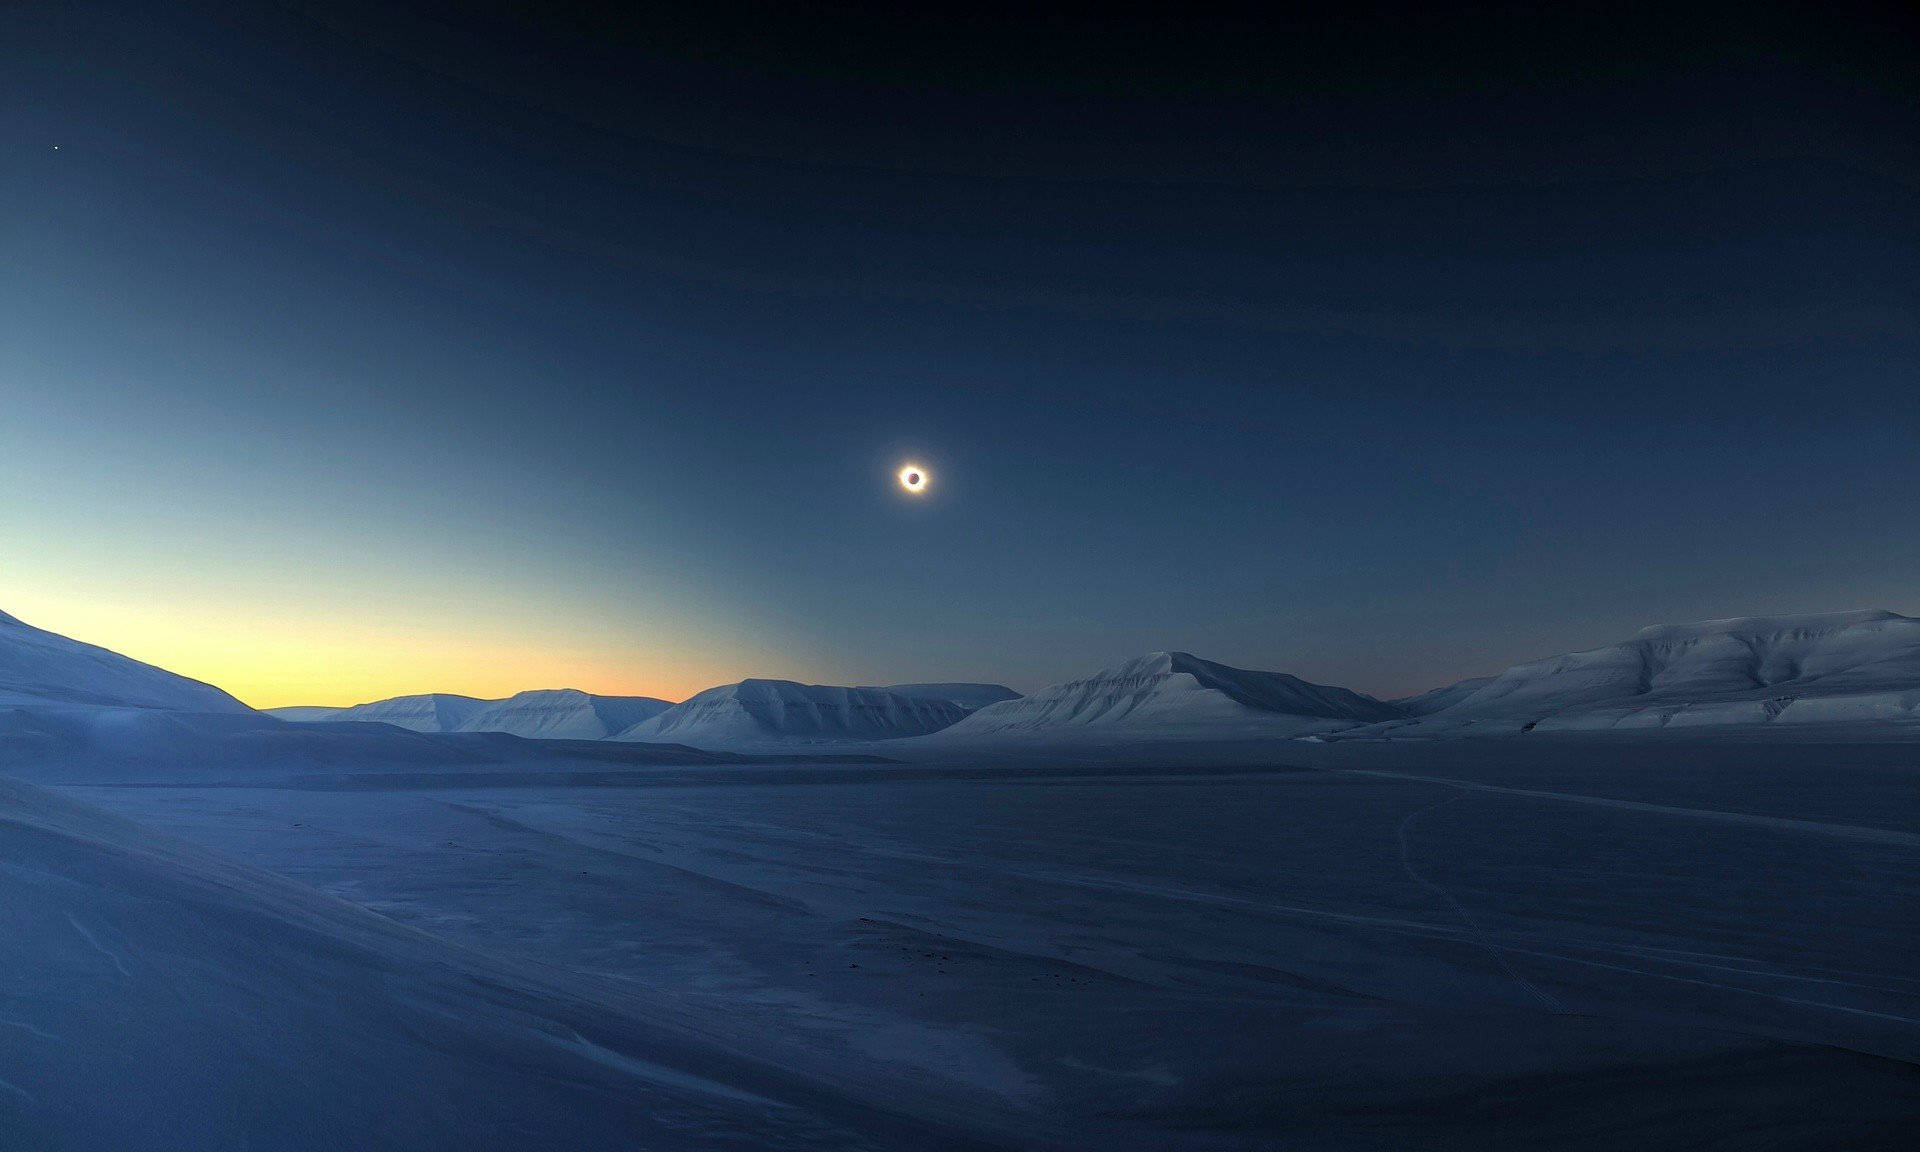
[0,609,250,713]
[1381,610,1920,733]
[615,680,968,748]
[1392,676,1495,717]
[934,651,1398,738]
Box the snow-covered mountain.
[458,689,672,740]
[932,651,1399,739]
[0,609,250,713]
[270,692,490,731]
[272,688,671,739]
[260,705,339,722]
[614,680,970,748]
[882,682,1021,709]
[1371,610,1920,734]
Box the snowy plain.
[43,735,1920,1150]
[3,606,1918,1148]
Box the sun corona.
[897,464,929,494]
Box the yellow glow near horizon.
[897,463,929,494]
[1,589,761,709]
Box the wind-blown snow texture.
[0,776,1007,1151]
[0,610,249,713]
[935,651,1398,739]
[616,679,971,747]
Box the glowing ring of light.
[898,464,929,493]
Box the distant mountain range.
[270,682,1017,744]
[6,606,1919,752]
[272,689,673,740]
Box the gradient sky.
[3,2,1916,708]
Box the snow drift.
[614,680,970,748]
[0,609,249,713]
[932,651,1399,739]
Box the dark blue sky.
[3,1,1916,703]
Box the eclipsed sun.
[898,464,929,494]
